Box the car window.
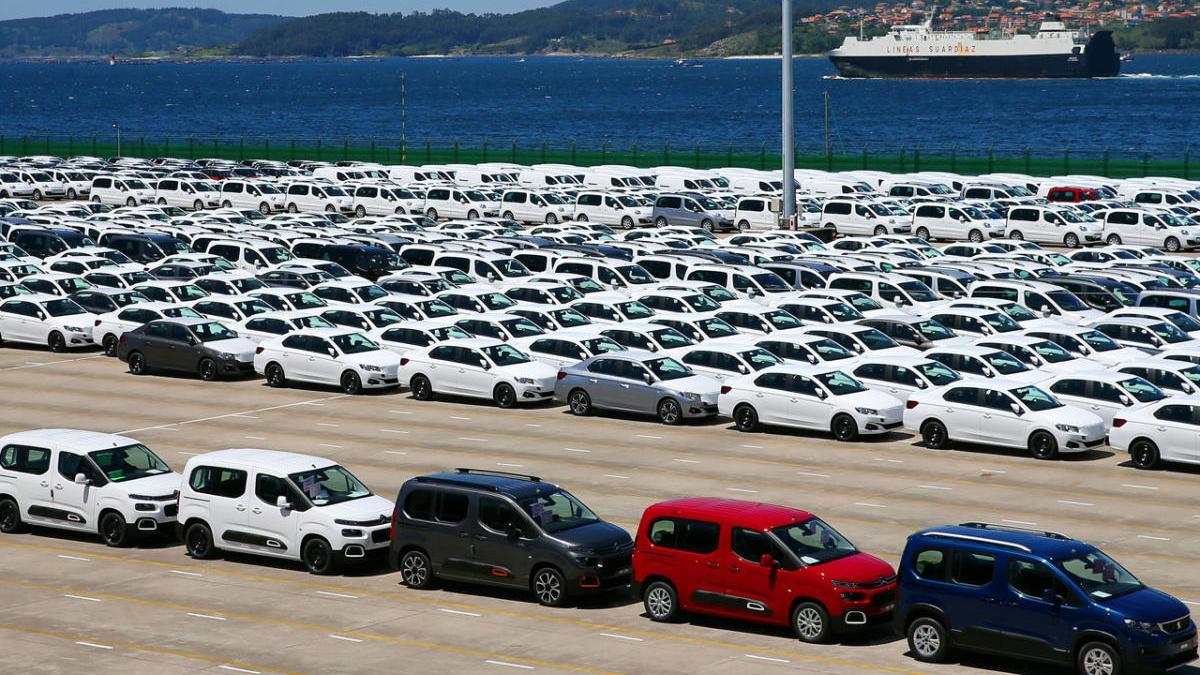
[951,550,995,587]
[403,489,434,520]
[434,492,468,524]
[646,517,720,554]
[0,444,51,475]
[189,466,247,499]
[731,527,774,563]
[913,549,947,581]
[478,496,520,533]
[1009,558,1074,603]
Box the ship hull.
[829,30,1119,79]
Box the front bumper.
[336,525,392,560]
[833,585,897,630]
[517,381,556,402]
[219,358,256,376]
[1056,429,1108,453]
[1126,625,1197,672]
[683,398,720,418]
[571,551,633,594]
[860,413,904,435]
[363,371,400,389]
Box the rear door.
[470,495,533,587]
[1000,555,1087,660]
[940,546,1002,649]
[244,472,301,557]
[641,516,726,614]
[187,464,250,552]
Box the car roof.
[411,468,558,501]
[0,428,139,452]
[186,448,338,473]
[912,522,1087,559]
[647,497,814,529]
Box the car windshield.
[740,349,784,370]
[173,284,208,301]
[480,293,516,310]
[417,299,456,318]
[548,308,589,327]
[87,443,171,483]
[1069,330,1118,353]
[983,350,1029,374]
[984,312,1021,332]
[1120,377,1168,403]
[1029,340,1074,363]
[1150,321,1191,344]
[262,247,293,264]
[916,361,961,385]
[112,292,147,307]
[645,356,693,381]
[234,299,273,316]
[616,264,655,285]
[910,320,953,341]
[430,326,472,341]
[193,322,238,342]
[547,286,583,303]
[853,328,898,351]
[899,281,939,303]
[696,317,738,338]
[1011,385,1063,411]
[699,285,737,302]
[364,309,404,327]
[1055,549,1144,601]
[998,303,1038,322]
[1047,290,1089,313]
[162,306,202,318]
[482,343,531,366]
[332,332,379,354]
[500,318,544,338]
[289,464,372,506]
[582,337,623,354]
[753,272,791,293]
[1165,311,1200,333]
[817,370,867,395]
[820,302,861,321]
[650,328,693,349]
[42,299,86,317]
[295,315,335,329]
[287,292,325,310]
[683,294,721,312]
[842,293,883,312]
[804,338,854,361]
[517,489,599,534]
[772,518,858,566]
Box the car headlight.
[855,407,878,416]
[63,326,84,333]
[1055,424,1080,433]
[215,352,234,360]
[1124,618,1157,633]
[358,364,384,373]
[514,377,535,385]
[681,392,702,402]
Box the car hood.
[501,361,559,380]
[119,471,182,496]
[807,552,895,584]
[1060,309,1104,325]
[1089,347,1147,366]
[311,494,394,522]
[354,350,403,368]
[1099,586,1191,624]
[547,520,632,551]
[663,374,723,395]
[206,337,259,361]
[1031,405,1105,432]
[842,389,905,414]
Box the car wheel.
[915,226,930,241]
[260,202,271,215]
[575,213,588,222]
[493,383,517,409]
[198,358,218,382]
[621,216,634,230]
[399,549,434,589]
[701,219,714,232]
[301,537,335,575]
[1029,430,1059,460]
[0,497,23,534]
[792,601,830,643]
[128,351,147,375]
[969,229,984,243]
[221,200,232,208]
[1130,438,1161,470]
[426,208,438,220]
[99,511,129,547]
[67,189,77,200]
[825,222,838,237]
[32,189,42,200]
[643,580,680,622]
[102,334,119,357]
[410,374,434,401]
[657,398,683,425]
[737,220,750,232]
[185,521,217,559]
[1077,641,1121,675]
[48,331,66,353]
[324,204,335,212]
[1166,237,1181,253]
[921,420,949,449]
[1106,234,1122,246]
[908,616,949,663]
[874,225,887,236]
[567,389,592,416]
[1064,232,1080,248]
[502,210,515,221]
[193,200,204,211]
[355,205,366,218]
[90,195,100,203]
[1009,230,1024,240]
[733,404,759,432]
[532,567,568,607]
[831,413,859,442]
[341,371,363,395]
[546,213,558,225]
[654,216,668,228]
[126,197,136,207]
[468,209,479,220]
[287,203,298,213]
[156,197,167,206]
[265,362,286,388]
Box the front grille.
[371,528,390,544]
[1084,438,1106,448]
[840,575,897,590]
[164,504,178,518]
[873,589,897,606]
[1161,616,1191,634]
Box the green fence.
[2,133,1193,180]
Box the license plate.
[1180,640,1195,652]
[614,567,631,576]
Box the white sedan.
[0,293,95,351]
[1109,397,1200,469]
[254,328,401,394]
[398,338,558,408]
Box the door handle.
[474,535,488,541]
[40,481,49,487]
[251,508,262,514]
[235,505,246,512]
[458,532,470,538]
[308,357,315,362]
[588,378,597,383]
[1156,426,1166,432]
[620,384,630,389]
[707,562,720,569]
[754,393,764,398]
[983,414,993,419]
[729,565,742,573]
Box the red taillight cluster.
[118,334,127,343]
[720,385,732,395]
[1112,418,1127,428]
[556,371,567,380]
[905,400,919,409]
[255,346,264,355]
[400,357,410,366]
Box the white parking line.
[187,612,226,621]
[56,554,89,561]
[598,633,644,642]
[177,451,198,456]
[117,395,347,434]
[496,463,524,468]
[0,355,104,371]
[1122,483,1159,491]
[525,424,542,428]
[318,443,343,449]
[389,410,412,415]
[918,485,952,491]
[1057,500,1095,507]
[459,437,488,442]
[1184,600,1200,607]
[796,471,831,478]
[604,474,630,480]
[328,634,364,643]
[63,594,101,602]
[740,444,763,449]
[873,457,903,463]
[380,428,409,434]
[726,488,759,494]
[745,654,790,663]
[450,416,472,421]
[316,423,339,428]
[635,434,661,440]
[384,450,407,456]
[1137,535,1171,541]
[485,661,534,670]
[854,502,887,509]
[244,436,266,441]
[437,608,482,617]
[75,641,113,650]
[170,570,202,577]
[563,447,590,453]
[218,666,261,674]
[980,468,1007,474]
[314,590,358,599]
[672,458,700,464]
[230,414,259,419]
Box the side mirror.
[822,315,832,323]
[74,473,90,485]
[276,495,292,509]
[1040,305,1052,318]
[481,361,492,370]
[327,348,337,358]
[917,380,928,389]
[759,553,776,568]
[982,367,995,377]
[36,312,47,320]
[1010,403,1023,416]
[737,364,749,374]
[1042,587,1063,607]
[643,372,655,385]
[852,343,864,353]
[806,354,819,364]
[1119,394,1132,406]
[816,389,828,400]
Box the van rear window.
[951,550,995,586]
[647,517,719,554]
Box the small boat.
[517,58,527,63]
[1120,52,1134,62]
[109,54,116,66]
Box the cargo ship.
[827,15,1120,79]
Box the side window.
[0,445,51,475]
[478,496,519,533]
[913,549,948,581]
[951,550,996,587]
[731,527,772,563]
[434,492,468,524]
[646,517,720,554]
[854,363,887,381]
[1090,381,1125,404]
[943,387,980,405]
[402,489,434,520]
[1154,404,1197,425]
[1009,558,1066,600]
[255,473,289,506]
[189,466,248,499]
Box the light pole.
[781,0,796,229]
[112,122,121,157]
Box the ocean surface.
[0,54,1197,157]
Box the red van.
[632,498,896,643]
[1046,186,1101,203]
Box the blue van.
[895,522,1196,675]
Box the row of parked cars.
[1,428,1194,675]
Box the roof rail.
[454,468,541,483]
[959,521,1070,541]
[923,531,1032,553]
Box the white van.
[283,182,354,213]
[911,202,1005,242]
[177,449,395,574]
[1004,205,1104,248]
[1098,208,1199,252]
[820,199,912,236]
[423,187,501,221]
[499,189,574,224]
[573,191,652,229]
[517,169,582,190]
[220,180,287,214]
[0,429,180,546]
[733,196,783,231]
[155,177,221,210]
[91,175,156,206]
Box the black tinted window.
[646,517,719,554]
[951,550,995,587]
[189,466,247,499]
[403,489,434,520]
[0,444,51,474]
[435,492,468,524]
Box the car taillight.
[400,357,410,366]
[905,400,919,409]
[556,371,567,380]
[1112,418,1126,428]
[720,385,731,395]
[118,334,127,343]
[254,346,264,354]
[389,507,397,542]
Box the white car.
[800,324,919,358]
[254,328,401,394]
[1108,397,1200,469]
[1041,370,1169,428]
[177,449,394,574]
[399,337,558,407]
[676,343,784,382]
[719,364,905,441]
[1022,325,1148,368]
[376,317,473,355]
[283,182,354,213]
[0,429,180,546]
[1115,359,1200,395]
[93,302,203,355]
[975,335,1104,374]
[904,378,1107,459]
[0,293,94,351]
[91,176,156,206]
[516,329,624,369]
[925,345,1051,384]
[849,354,965,401]
[232,309,336,344]
[424,187,501,221]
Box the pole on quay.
[781,0,796,229]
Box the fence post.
[343,137,349,161]
[213,135,220,157]
[1186,147,1192,180]
[759,143,766,170]
[370,137,376,162]
[1063,146,1070,174]
[727,143,733,167]
[898,145,906,173]
[20,136,27,156]
[914,146,921,173]
[693,144,700,169]
[1023,146,1031,174]
[425,139,431,164]
[264,139,270,161]
[862,144,869,170]
[163,137,169,157]
[511,141,517,163]
[68,136,74,157]
[290,139,296,161]
[986,146,993,173]
[188,136,194,158]
[950,145,957,173]
[45,135,50,155]
[571,140,577,165]
[1142,151,1149,177]
[315,138,322,161]
[481,140,488,163]
[1102,148,1110,177]
[539,141,546,164]
[663,142,670,165]
[602,140,609,164]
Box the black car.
[389,469,633,607]
[115,317,256,380]
[69,289,149,315]
[291,243,408,282]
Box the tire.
[915,226,930,241]
[1029,430,1059,460]
[301,537,335,575]
[643,580,680,622]
[657,398,683,425]
[91,195,100,203]
[184,521,217,559]
[198,358,218,382]
[907,616,949,663]
[468,210,479,220]
[792,601,831,644]
[874,225,887,236]
[193,200,204,211]
[67,189,77,200]
[575,214,588,222]
[831,413,859,442]
[532,567,568,607]
[1077,641,1122,675]
[825,222,838,237]
[701,219,714,232]
[968,229,984,243]
[265,362,286,388]
[259,202,271,215]
[493,383,517,409]
[1064,233,1080,248]
[324,204,335,213]
[156,198,167,206]
[733,404,759,432]
[287,203,298,213]
[654,216,668,228]
[126,197,136,207]
[1106,234,1122,246]
[567,389,593,416]
[341,371,363,395]
[221,200,232,209]
[546,213,558,225]
[48,331,66,353]
[399,549,434,589]
[0,497,23,534]
[502,210,515,221]
[102,334,119,357]
[32,190,42,200]
[621,216,634,230]
[355,205,366,218]
[410,374,434,401]
[737,220,751,232]
[128,351,147,376]
[426,208,438,220]
[921,420,949,449]
[1166,237,1181,253]
[1009,230,1024,241]
[99,511,129,547]
[1130,438,1161,470]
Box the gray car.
[553,350,721,424]
[651,193,735,232]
